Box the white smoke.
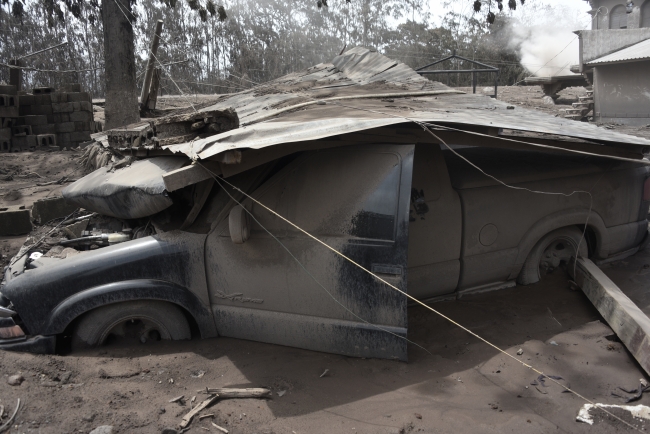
[508,24,579,77]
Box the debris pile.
[0,83,100,153]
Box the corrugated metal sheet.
[162,47,650,160]
[587,38,650,65]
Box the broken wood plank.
[163,164,214,192]
[179,394,219,429]
[203,387,271,399]
[181,179,214,229]
[573,258,650,376]
[211,422,228,433]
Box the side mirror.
[229,205,250,244]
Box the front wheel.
[71,301,191,351]
[517,227,588,285]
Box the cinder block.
[72,102,81,111]
[74,121,91,132]
[23,115,48,126]
[0,128,10,140]
[67,92,90,102]
[19,94,34,105]
[1,118,17,128]
[79,101,93,112]
[52,102,73,113]
[12,125,32,135]
[31,196,77,225]
[0,85,17,95]
[17,105,30,116]
[50,93,67,103]
[69,111,91,122]
[40,94,51,104]
[52,113,69,123]
[0,94,18,107]
[0,206,32,236]
[31,124,56,135]
[57,133,71,145]
[0,94,19,117]
[62,84,82,92]
[55,122,75,133]
[36,134,56,147]
[32,87,55,94]
[11,134,37,151]
[70,131,91,142]
[29,104,50,116]
[0,139,10,153]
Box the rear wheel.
[517,227,588,285]
[71,301,191,351]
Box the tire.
[71,300,191,350]
[517,227,588,285]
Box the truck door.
[407,144,462,299]
[205,144,414,361]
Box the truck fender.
[42,279,218,338]
[507,208,609,280]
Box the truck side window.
[284,150,401,241]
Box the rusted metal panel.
[159,48,650,162]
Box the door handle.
[371,264,403,276]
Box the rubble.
[0,206,31,236]
[7,374,24,385]
[31,196,77,225]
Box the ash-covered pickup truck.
[1,143,648,360]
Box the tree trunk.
[102,0,140,129]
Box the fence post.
[9,59,23,91]
[141,20,163,109]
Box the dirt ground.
[2,85,650,433]
[0,272,645,433]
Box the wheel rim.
[539,237,577,277]
[98,316,171,346]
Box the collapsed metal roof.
[147,46,650,161]
[586,38,650,65]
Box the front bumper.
[0,318,55,354]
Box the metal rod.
[418,69,498,74]
[160,59,189,67]
[140,20,163,109]
[450,54,499,70]
[18,41,68,60]
[415,55,454,71]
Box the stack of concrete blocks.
[18,84,96,150]
[0,84,19,152]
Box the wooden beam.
[163,162,219,192]
[180,179,214,229]
[573,258,650,376]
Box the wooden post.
[140,20,163,109]
[472,66,476,94]
[573,258,650,376]
[146,68,161,110]
[9,59,23,91]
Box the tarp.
[62,157,188,219]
